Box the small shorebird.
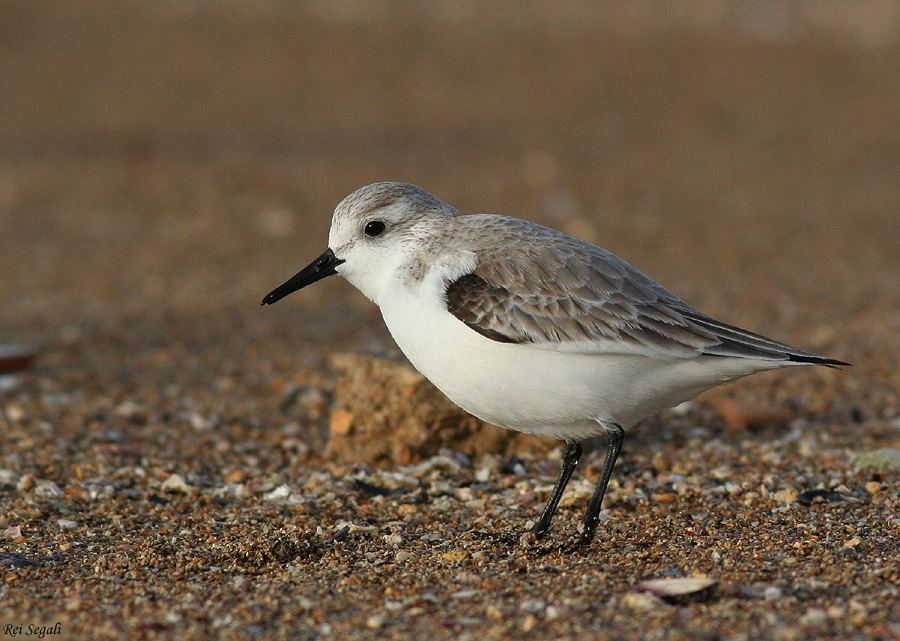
[262,182,847,545]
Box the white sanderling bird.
[262,182,848,545]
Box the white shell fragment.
[635,577,718,602]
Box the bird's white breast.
[376,256,784,438]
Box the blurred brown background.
[2,0,898,337]
[2,3,900,639]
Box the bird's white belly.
[378,283,781,438]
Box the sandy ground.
[2,2,900,640]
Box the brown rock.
[716,399,792,431]
[328,410,355,436]
[324,353,552,464]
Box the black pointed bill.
[260,248,345,306]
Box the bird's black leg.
[578,423,624,547]
[530,439,582,539]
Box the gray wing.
[444,215,845,365]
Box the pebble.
[485,605,503,620]
[799,608,828,628]
[4,526,23,539]
[520,614,538,632]
[621,592,667,611]
[772,488,800,503]
[519,599,546,613]
[161,474,192,493]
[265,485,293,501]
[442,550,468,563]
[383,533,403,546]
[224,469,248,484]
[35,480,63,498]
[16,475,34,492]
[6,403,26,422]
[651,450,672,472]
[329,410,354,436]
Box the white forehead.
[332,182,459,227]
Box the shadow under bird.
[262,182,848,546]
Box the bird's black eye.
[364,220,386,237]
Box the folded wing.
[444,215,847,366]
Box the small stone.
[486,605,503,620]
[475,467,492,482]
[161,474,191,493]
[464,498,486,511]
[225,469,248,484]
[651,451,671,472]
[265,485,292,501]
[16,474,34,492]
[4,526,23,539]
[5,404,26,422]
[772,488,799,503]
[519,530,538,547]
[188,412,212,430]
[35,480,63,498]
[763,586,784,601]
[383,533,403,546]
[64,484,88,501]
[521,614,538,632]
[366,615,384,629]
[519,599,546,613]
[441,550,468,563]
[865,481,882,495]
[800,608,828,628]
[329,410,354,436]
[621,592,666,611]
[842,536,862,548]
[281,438,311,460]
[651,493,676,504]
[57,519,78,528]
[394,550,412,563]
